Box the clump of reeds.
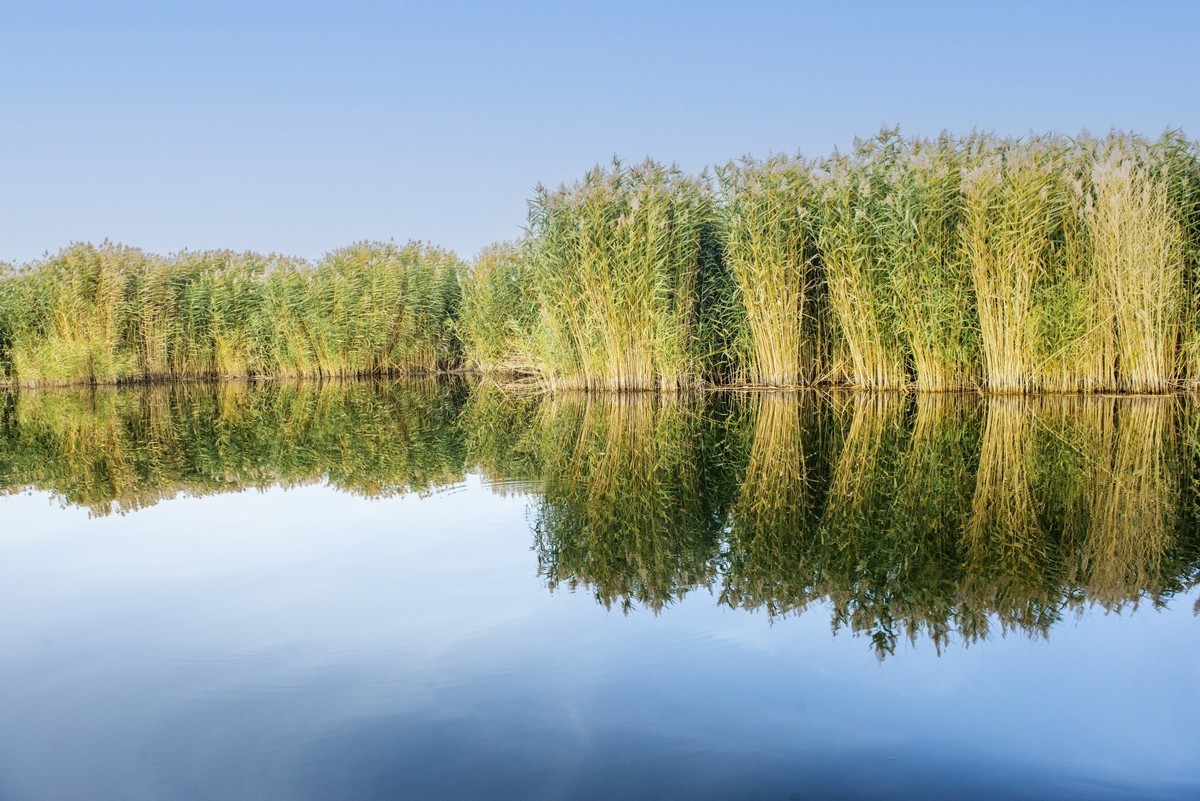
[456,240,538,374]
[0,241,463,385]
[168,250,280,378]
[961,138,1073,393]
[527,159,714,391]
[1088,136,1185,392]
[266,241,461,378]
[958,132,1184,394]
[879,135,980,389]
[1,242,146,385]
[717,155,828,385]
[817,134,909,388]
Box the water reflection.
[2,381,1197,655]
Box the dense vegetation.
[4,129,1199,392]
[3,380,1198,656]
[0,241,461,385]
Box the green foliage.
[457,241,538,373]
[717,155,828,385]
[3,128,1200,395]
[527,159,714,391]
[0,241,462,385]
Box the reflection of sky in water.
[0,480,1197,801]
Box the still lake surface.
[0,380,1197,801]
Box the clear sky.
[3,0,1198,264]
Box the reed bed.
[717,156,828,385]
[4,128,1200,394]
[0,241,462,385]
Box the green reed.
[456,241,538,374]
[0,241,462,385]
[3,129,1199,394]
[526,159,714,391]
[716,155,828,385]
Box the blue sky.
[3,0,1198,263]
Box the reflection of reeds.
[818,394,910,653]
[963,398,1057,637]
[722,393,836,615]
[2,382,1198,657]
[461,381,546,496]
[885,396,981,648]
[0,380,468,515]
[1077,399,1178,607]
[531,394,722,611]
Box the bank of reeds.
[0,241,462,386]
[4,129,1200,393]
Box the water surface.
[0,382,1197,800]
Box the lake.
[0,381,1197,800]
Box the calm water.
[0,381,1197,800]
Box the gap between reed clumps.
[4,128,1200,393]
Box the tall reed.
[717,155,828,385]
[962,138,1067,392]
[879,135,980,389]
[2,242,145,385]
[818,136,908,388]
[527,159,713,391]
[456,240,538,374]
[4,128,1198,394]
[1088,136,1185,391]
